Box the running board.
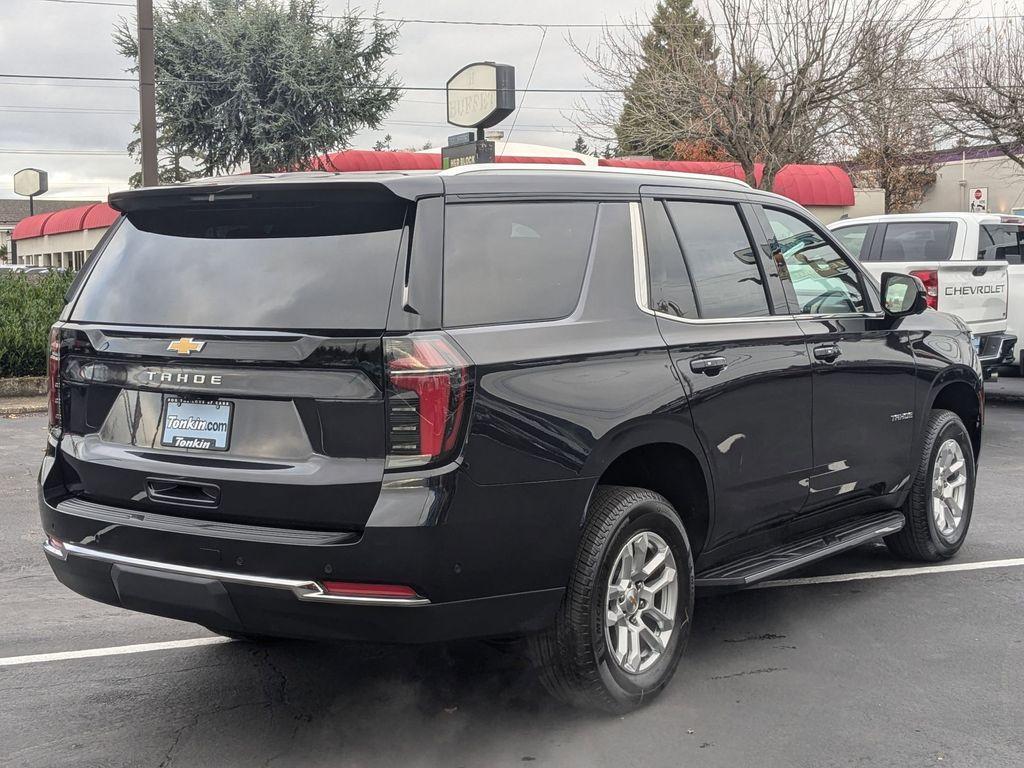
[695,511,905,588]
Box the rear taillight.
[909,269,938,310]
[321,581,421,599]
[385,333,472,469]
[47,325,61,430]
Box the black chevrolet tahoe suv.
[40,166,982,712]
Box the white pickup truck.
[829,212,1018,375]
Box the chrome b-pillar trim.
[42,540,430,607]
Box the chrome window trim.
[43,540,430,607]
[628,201,885,325]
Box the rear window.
[70,198,407,330]
[880,222,955,262]
[979,224,1024,264]
[443,202,597,327]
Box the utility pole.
[137,0,158,187]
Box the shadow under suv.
[40,165,983,712]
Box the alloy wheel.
[931,437,968,541]
[604,531,678,674]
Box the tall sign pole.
[137,0,159,187]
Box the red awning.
[495,155,585,165]
[12,203,119,241]
[598,158,854,207]
[312,149,586,172]
[44,205,92,236]
[313,149,442,172]
[81,203,119,230]
[11,211,56,241]
[772,165,854,207]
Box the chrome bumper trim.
[42,540,430,607]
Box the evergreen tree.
[615,0,718,159]
[114,0,400,174]
[572,135,590,155]
[127,123,203,188]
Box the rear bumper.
[42,538,563,643]
[976,332,1016,369]
[38,445,588,642]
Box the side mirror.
[881,272,928,317]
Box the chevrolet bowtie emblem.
[167,337,206,355]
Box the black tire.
[885,409,976,562]
[204,628,275,642]
[527,485,694,713]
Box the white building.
[11,202,117,268]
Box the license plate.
[161,397,233,451]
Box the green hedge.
[0,272,75,378]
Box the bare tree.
[937,16,1024,169]
[572,0,952,189]
[841,22,940,212]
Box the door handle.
[689,356,728,375]
[813,344,842,362]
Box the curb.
[986,390,1024,406]
[0,376,47,398]
[0,399,47,417]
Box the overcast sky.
[0,0,661,200]
[1,0,1004,201]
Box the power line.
[30,0,1024,28]
[0,81,136,90]
[504,26,549,151]
[35,0,132,5]
[0,148,131,155]
[0,73,621,93]
[5,72,1022,95]
[0,105,136,114]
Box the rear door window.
[443,201,598,327]
[832,224,872,260]
[663,200,770,319]
[643,199,699,319]
[979,224,1024,264]
[880,222,955,262]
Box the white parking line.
[2,558,1023,668]
[0,636,232,668]
[755,557,1024,589]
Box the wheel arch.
[581,416,715,559]
[924,368,983,459]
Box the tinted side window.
[880,222,955,261]
[980,224,1024,264]
[663,201,770,319]
[443,202,597,327]
[764,208,866,314]
[832,224,871,260]
[643,200,698,319]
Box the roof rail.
[439,162,752,188]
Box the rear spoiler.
[108,173,443,215]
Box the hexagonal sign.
[13,168,48,197]
[446,63,515,129]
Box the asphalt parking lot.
[2,409,1022,768]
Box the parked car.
[40,166,982,712]
[829,212,1017,376]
